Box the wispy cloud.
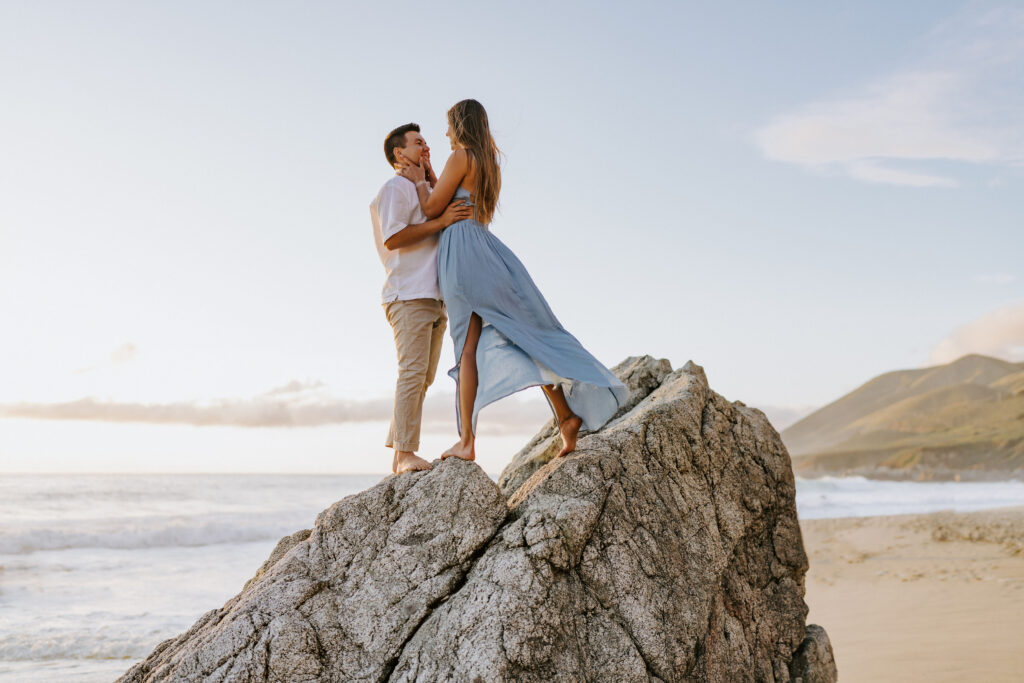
[74,342,139,374]
[0,380,551,434]
[755,6,1024,187]
[929,300,1024,364]
[974,272,1016,284]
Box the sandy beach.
[801,506,1024,682]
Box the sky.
[1,1,1022,474]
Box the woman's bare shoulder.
[443,149,472,181]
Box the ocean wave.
[796,478,1024,519]
[0,628,156,661]
[0,512,314,555]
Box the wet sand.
[801,506,1024,682]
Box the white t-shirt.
[370,176,441,303]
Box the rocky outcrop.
[119,462,507,683]
[497,355,673,496]
[120,358,837,683]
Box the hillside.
[782,355,1024,480]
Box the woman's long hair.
[448,99,501,224]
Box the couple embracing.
[371,99,627,475]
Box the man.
[370,123,473,474]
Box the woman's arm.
[399,150,469,219]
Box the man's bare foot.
[391,452,398,474]
[395,451,432,474]
[556,415,583,458]
[441,440,475,461]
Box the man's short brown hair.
[384,123,420,167]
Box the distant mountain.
[782,354,1024,481]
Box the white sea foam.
[0,626,155,661]
[0,473,381,682]
[0,660,134,683]
[795,475,1024,519]
[0,513,308,554]
[0,473,382,555]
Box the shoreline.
[800,505,1024,682]
[795,466,1024,482]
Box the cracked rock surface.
[119,358,837,683]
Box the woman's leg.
[442,312,483,460]
[541,384,583,458]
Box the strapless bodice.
[451,187,486,230]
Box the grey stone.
[790,624,839,683]
[497,355,673,498]
[120,358,837,683]
[118,459,507,683]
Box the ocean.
[2,472,1023,681]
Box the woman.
[399,99,627,461]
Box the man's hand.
[397,157,427,185]
[440,200,474,227]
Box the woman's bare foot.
[556,415,583,457]
[395,451,432,474]
[441,440,475,461]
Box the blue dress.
[438,187,628,435]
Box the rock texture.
[497,355,673,497]
[119,462,507,683]
[120,358,837,683]
[789,625,838,683]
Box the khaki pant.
[384,298,447,452]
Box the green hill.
[782,354,1024,481]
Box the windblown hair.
[384,122,419,168]
[448,99,501,224]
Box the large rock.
[120,359,837,683]
[119,460,507,682]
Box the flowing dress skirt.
[438,199,627,435]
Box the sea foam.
[796,475,1024,519]
[0,512,309,555]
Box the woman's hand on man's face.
[397,157,427,184]
[421,149,436,182]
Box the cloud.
[0,380,552,434]
[929,300,1024,364]
[846,158,960,189]
[109,342,138,364]
[75,342,139,374]
[754,6,1024,186]
[262,379,328,396]
[974,273,1016,284]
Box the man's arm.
[383,200,473,251]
